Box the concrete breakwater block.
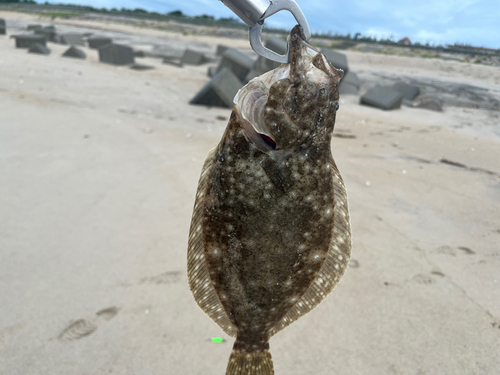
[27,24,42,31]
[28,43,51,55]
[35,26,56,42]
[207,66,217,78]
[391,82,420,100]
[321,48,348,76]
[266,35,288,54]
[216,44,229,56]
[190,68,243,108]
[41,25,55,31]
[216,48,254,82]
[264,35,287,69]
[360,85,403,110]
[339,82,358,95]
[88,37,112,49]
[12,35,46,49]
[339,71,361,95]
[253,35,288,74]
[62,46,86,59]
[162,57,183,67]
[99,43,135,65]
[343,71,361,88]
[181,49,208,66]
[58,34,85,46]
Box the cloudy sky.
[47,0,499,48]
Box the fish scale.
[188,26,351,375]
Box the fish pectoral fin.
[260,157,291,194]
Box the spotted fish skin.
[188,26,351,375]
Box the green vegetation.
[42,11,78,18]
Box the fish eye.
[334,101,340,111]
[319,88,327,95]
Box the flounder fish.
[188,26,352,375]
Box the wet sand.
[1,10,499,375]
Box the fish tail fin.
[225,340,274,375]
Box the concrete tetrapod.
[391,82,420,100]
[253,35,288,73]
[27,24,42,31]
[12,35,46,49]
[88,37,112,49]
[98,44,135,66]
[190,68,243,108]
[248,35,288,80]
[207,66,218,78]
[339,71,362,95]
[321,48,349,77]
[216,44,229,56]
[35,26,56,42]
[360,85,403,110]
[62,46,86,59]
[28,43,51,55]
[216,48,254,83]
[59,34,85,46]
[181,49,208,66]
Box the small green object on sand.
[211,337,224,343]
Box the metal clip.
[220,0,311,64]
[249,0,311,63]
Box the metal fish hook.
[220,0,311,63]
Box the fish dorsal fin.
[187,147,238,337]
[269,160,351,337]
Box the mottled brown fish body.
[188,26,351,375]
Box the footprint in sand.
[96,306,119,321]
[457,246,475,255]
[140,271,182,285]
[58,306,119,342]
[430,269,445,277]
[58,319,98,341]
[433,245,475,256]
[412,274,436,285]
[433,245,457,256]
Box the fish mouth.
[233,64,289,151]
[234,37,322,152]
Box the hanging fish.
[187,26,351,375]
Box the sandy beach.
[0,10,499,375]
